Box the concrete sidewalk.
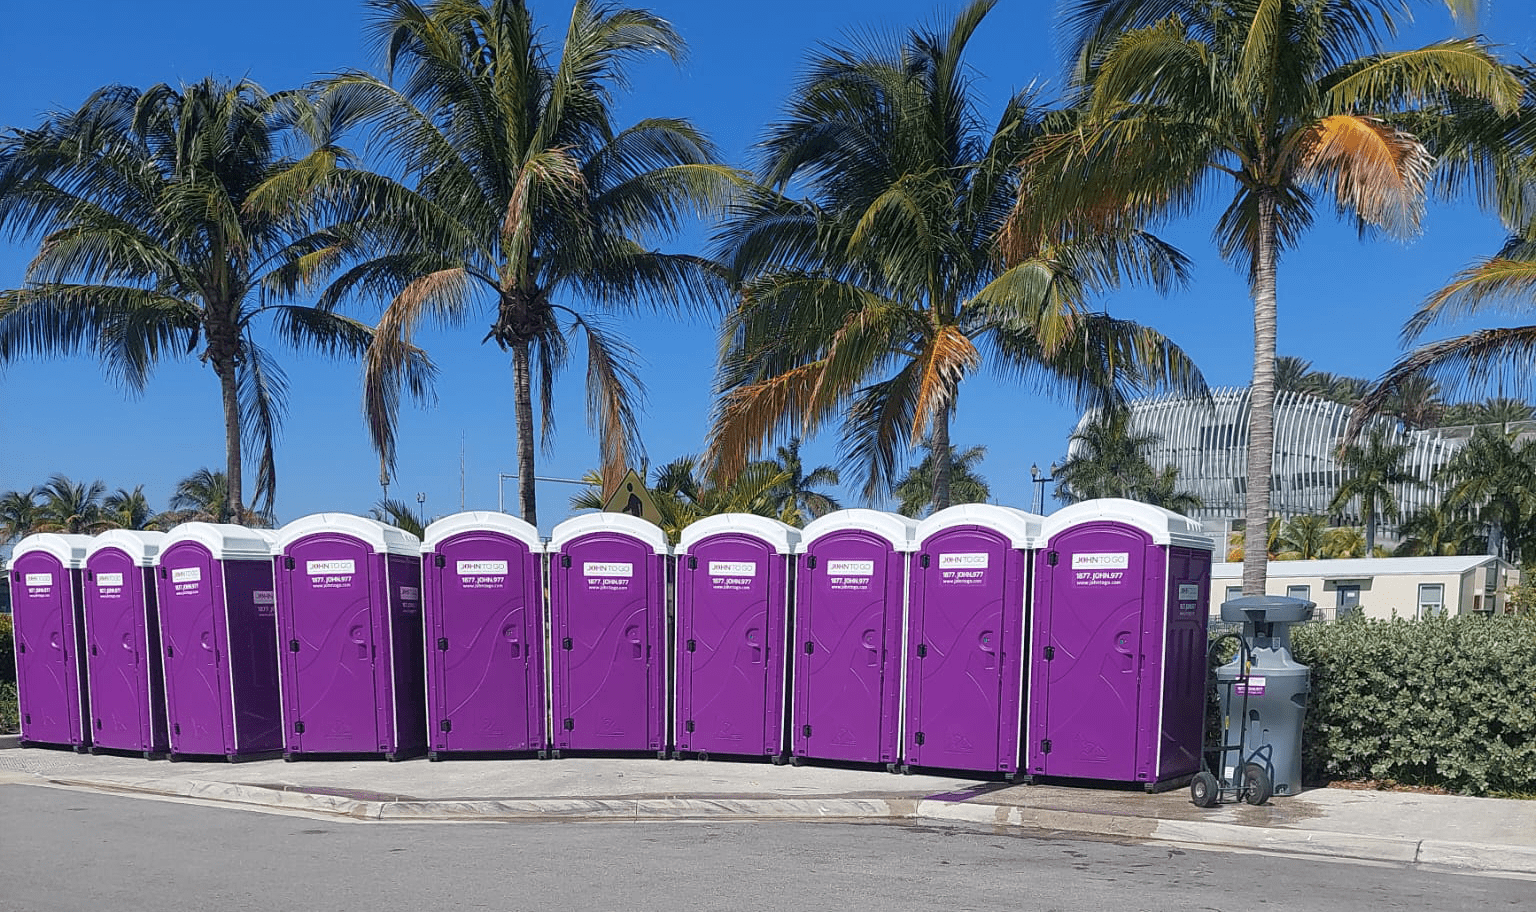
[2,735,1531,878]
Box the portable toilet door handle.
[122,633,138,666]
[1114,630,1135,672]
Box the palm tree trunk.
[1243,191,1279,596]
[931,411,953,513]
[1364,495,1376,557]
[212,353,244,523]
[512,339,538,526]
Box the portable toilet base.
[273,514,427,762]
[547,513,669,759]
[421,512,547,760]
[790,510,918,770]
[1027,499,1213,791]
[10,534,94,752]
[902,504,1042,779]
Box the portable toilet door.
[791,510,918,768]
[155,523,282,761]
[904,504,1041,777]
[421,511,545,758]
[83,530,170,757]
[548,513,667,757]
[10,534,93,750]
[274,514,426,760]
[1027,499,1213,788]
[674,514,798,761]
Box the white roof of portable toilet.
[1039,498,1212,550]
[915,503,1043,550]
[274,513,421,557]
[10,532,93,569]
[548,512,670,554]
[87,529,167,565]
[675,514,800,556]
[160,523,275,561]
[798,509,920,553]
[423,511,543,553]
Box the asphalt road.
[1,785,1527,912]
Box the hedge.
[1290,613,1536,796]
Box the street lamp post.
[1030,462,1058,515]
[416,492,426,528]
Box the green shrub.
[0,614,12,686]
[0,681,14,734]
[1291,613,1536,796]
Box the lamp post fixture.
[1030,462,1058,515]
[416,491,426,528]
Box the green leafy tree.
[0,488,41,543]
[1329,426,1419,555]
[1394,504,1485,556]
[1277,514,1330,560]
[369,498,428,539]
[892,443,990,519]
[1436,426,1536,561]
[330,0,737,527]
[164,468,273,527]
[1138,464,1203,516]
[0,79,404,518]
[768,438,841,525]
[1037,0,1520,596]
[102,486,160,531]
[710,0,1203,512]
[34,474,108,534]
[1054,409,1159,502]
[1322,525,1368,559]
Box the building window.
[1286,584,1311,602]
[1336,585,1361,619]
[1417,584,1445,619]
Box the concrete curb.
[28,774,1536,878]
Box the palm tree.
[102,486,160,531]
[1037,0,1520,595]
[1225,516,1283,563]
[598,455,793,542]
[892,443,991,519]
[1329,426,1419,555]
[709,0,1204,512]
[369,498,427,539]
[1277,514,1330,560]
[0,79,405,518]
[1394,504,1484,556]
[164,468,273,527]
[0,488,41,544]
[327,0,737,527]
[1275,356,1315,392]
[768,438,841,525]
[1139,463,1204,516]
[1436,426,1536,561]
[1322,525,1368,559]
[34,474,108,534]
[1054,409,1160,502]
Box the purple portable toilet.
[273,514,426,761]
[83,530,170,757]
[9,533,93,751]
[421,511,546,759]
[674,514,799,761]
[155,523,282,761]
[547,513,667,758]
[903,504,1042,777]
[791,509,917,769]
[1026,499,1213,790]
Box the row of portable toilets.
[9,499,1214,788]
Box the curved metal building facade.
[1070,388,1466,528]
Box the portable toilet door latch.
[805,555,816,569]
[1043,646,1055,660]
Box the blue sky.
[1,0,1532,533]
